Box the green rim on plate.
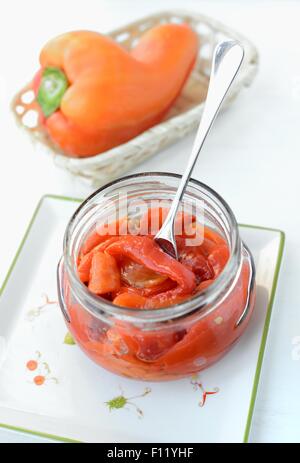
[240,223,285,443]
[0,195,285,443]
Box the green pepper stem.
[37,67,68,118]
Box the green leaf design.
[37,67,68,117]
[64,332,76,345]
[105,395,127,411]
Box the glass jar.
[57,173,256,381]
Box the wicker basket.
[12,10,258,187]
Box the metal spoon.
[154,40,244,259]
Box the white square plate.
[0,195,284,443]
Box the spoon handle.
[155,41,244,256]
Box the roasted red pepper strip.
[78,237,121,282]
[105,235,196,295]
[113,292,148,309]
[88,252,121,295]
[176,237,214,282]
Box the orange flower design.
[25,351,58,386]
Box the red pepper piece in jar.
[176,237,215,282]
[134,329,187,362]
[113,292,148,309]
[120,257,168,289]
[105,235,196,295]
[88,252,121,295]
[78,237,121,283]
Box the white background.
[0,0,299,443]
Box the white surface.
[0,0,298,443]
[0,197,282,443]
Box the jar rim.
[63,172,242,324]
